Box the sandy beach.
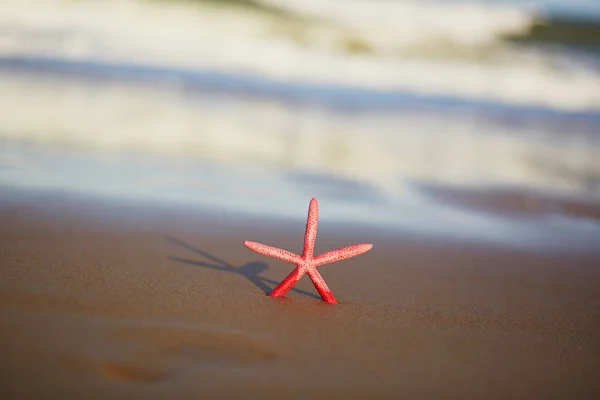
[1,186,598,399]
[2,0,600,398]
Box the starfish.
[243,198,373,304]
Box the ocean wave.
[260,0,536,51]
[508,14,600,49]
[1,0,600,110]
[2,72,599,198]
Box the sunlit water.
[1,67,599,251]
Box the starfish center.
[297,260,312,273]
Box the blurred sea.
[1,0,599,246]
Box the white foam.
[261,0,536,48]
[2,0,600,110]
[1,73,599,199]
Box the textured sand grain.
[1,188,599,399]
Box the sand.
[1,187,599,399]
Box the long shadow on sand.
[166,235,320,300]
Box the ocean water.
[1,0,599,247]
[2,0,600,109]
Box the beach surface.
[1,186,599,399]
[2,0,600,398]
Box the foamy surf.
[1,0,599,213]
[1,71,599,199]
[1,0,600,111]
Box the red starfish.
[243,198,373,304]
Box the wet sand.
[1,187,599,399]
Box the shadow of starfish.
[165,235,321,300]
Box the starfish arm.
[314,243,373,267]
[243,241,301,264]
[303,198,319,258]
[306,268,337,304]
[269,267,305,297]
